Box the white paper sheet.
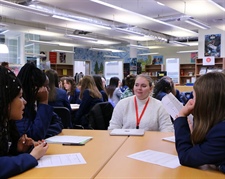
[36,153,86,168]
[45,135,93,144]
[128,150,180,169]
[161,93,193,126]
[162,136,175,143]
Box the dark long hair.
[17,62,46,119]
[0,66,22,155]
[192,72,225,144]
[153,76,174,98]
[45,69,58,102]
[106,77,120,98]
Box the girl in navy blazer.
[74,75,103,128]
[174,72,225,173]
[0,66,48,178]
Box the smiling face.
[134,76,152,100]
[9,89,27,120]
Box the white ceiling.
[0,0,225,50]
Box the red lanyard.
[134,96,150,129]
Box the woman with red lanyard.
[108,74,173,132]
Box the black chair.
[87,102,114,130]
[53,107,72,129]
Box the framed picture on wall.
[152,55,163,65]
[204,34,221,57]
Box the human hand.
[17,134,34,152]
[30,141,48,160]
[178,99,195,117]
[36,86,49,104]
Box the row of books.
[199,67,223,75]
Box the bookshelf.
[50,64,74,78]
[195,58,225,78]
[180,64,195,85]
[145,64,164,80]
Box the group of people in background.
[1,61,225,178]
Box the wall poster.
[204,34,221,57]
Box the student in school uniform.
[16,62,63,141]
[153,76,188,105]
[64,76,81,104]
[174,72,225,173]
[0,66,48,178]
[74,75,103,128]
[108,74,173,132]
[93,75,108,102]
[45,69,72,111]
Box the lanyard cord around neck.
[134,96,150,129]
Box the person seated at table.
[64,76,81,104]
[108,74,173,132]
[120,74,136,100]
[0,66,48,179]
[106,77,122,107]
[174,72,225,174]
[74,75,103,128]
[153,76,188,105]
[93,75,108,102]
[45,69,72,112]
[16,62,63,141]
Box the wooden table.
[11,129,127,179]
[95,131,224,179]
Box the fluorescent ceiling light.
[89,48,112,52]
[28,39,59,46]
[156,2,165,6]
[177,50,198,53]
[0,30,9,34]
[51,50,75,54]
[138,52,159,56]
[0,44,9,53]
[127,44,150,50]
[0,0,51,16]
[169,41,190,46]
[185,18,210,30]
[104,55,120,58]
[25,53,46,57]
[90,0,197,35]
[114,28,145,37]
[65,34,98,42]
[52,15,111,30]
[208,0,225,12]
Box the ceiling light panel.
[90,0,197,37]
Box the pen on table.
[62,143,85,146]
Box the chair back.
[87,102,114,130]
[53,107,72,129]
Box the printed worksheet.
[128,150,180,169]
[36,153,86,168]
